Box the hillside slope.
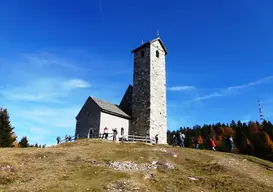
[0,139,273,192]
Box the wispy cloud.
[190,76,273,102]
[167,86,194,91]
[21,52,79,69]
[63,79,91,89]
[227,76,273,91]
[190,92,223,102]
[1,77,90,102]
[29,127,53,135]
[13,106,80,129]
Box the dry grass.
[0,139,273,192]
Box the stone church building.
[75,37,168,144]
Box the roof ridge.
[90,97,131,118]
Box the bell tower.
[131,37,167,144]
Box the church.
[75,37,168,144]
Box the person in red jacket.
[210,138,216,151]
[102,127,108,139]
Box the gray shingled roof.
[91,97,131,118]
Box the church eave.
[101,109,131,120]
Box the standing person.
[227,135,233,153]
[103,127,108,139]
[56,136,60,144]
[210,138,216,151]
[113,128,117,141]
[179,132,185,147]
[195,136,200,149]
[155,134,158,144]
[172,135,177,147]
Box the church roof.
[131,37,168,55]
[91,97,131,119]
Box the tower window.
[156,50,159,58]
[141,51,144,57]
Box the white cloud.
[190,76,273,102]
[29,127,53,135]
[14,106,80,129]
[21,52,80,69]
[167,86,194,91]
[63,79,91,89]
[1,77,90,102]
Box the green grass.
[0,139,273,191]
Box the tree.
[0,108,16,147]
[19,136,29,148]
[209,126,216,139]
[35,143,38,147]
[230,120,237,129]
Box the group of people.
[101,127,119,141]
[56,135,72,144]
[172,133,234,153]
[172,132,186,147]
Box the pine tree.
[230,120,237,129]
[19,136,29,148]
[35,143,38,147]
[0,108,16,147]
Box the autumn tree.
[0,108,16,147]
[166,119,273,162]
[263,132,273,151]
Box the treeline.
[167,120,273,162]
[0,108,46,148]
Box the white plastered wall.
[99,112,130,140]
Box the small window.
[141,51,144,57]
[121,128,124,135]
[156,50,159,58]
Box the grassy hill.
[1,139,273,192]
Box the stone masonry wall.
[149,41,167,144]
[119,85,133,117]
[131,46,151,136]
[75,98,101,138]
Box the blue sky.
[1,0,273,145]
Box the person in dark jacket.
[113,128,118,141]
[172,135,177,147]
[56,136,60,144]
[227,135,233,153]
[155,134,159,144]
